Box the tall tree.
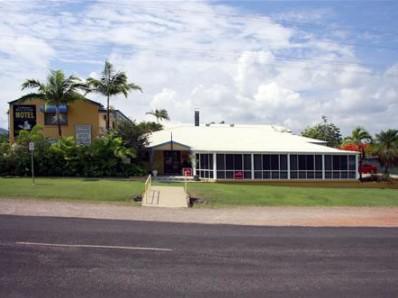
[146,109,170,123]
[86,61,142,131]
[343,127,372,180]
[373,129,398,177]
[19,70,86,137]
[301,116,342,147]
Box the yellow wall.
[9,98,101,143]
[153,150,165,175]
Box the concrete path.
[142,186,188,208]
[0,199,398,227]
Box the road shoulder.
[0,198,397,227]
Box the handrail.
[144,174,152,204]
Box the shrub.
[0,126,145,177]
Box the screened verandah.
[194,153,359,180]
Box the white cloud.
[0,0,397,136]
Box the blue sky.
[0,0,397,134]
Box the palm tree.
[374,129,398,177]
[343,127,372,180]
[86,61,142,131]
[146,109,170,123]
[19,70,87,138]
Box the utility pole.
[29,142,35,184]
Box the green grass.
[1,178,398,208]
[0,178,144,204]
[187,182,398,208]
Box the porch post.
[287,153,290,180]
[251,153,254,180]
[213,153,217,180]
[355,154,360,180]
[322,154,325,180]
[191,152,196,176]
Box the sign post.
[29,142,35,185]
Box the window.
[254,154,262,170]
[280,155,287,171]
[254,154,288,180]
[217,154,225,170]
[324,155,356,180]
[244,154,251,170]
[44,113,67,125]
[196,153,213,179]
[270,155,279,170]
[234,154,242,170]
[263,155,270,170]
[290,155,297,171]
[226,154,234,170]
[216,154,252,180]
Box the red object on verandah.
[234,171,244,180]
[182,168,192,176]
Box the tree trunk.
[106,94,110,132]
[359,146,364,181]
[56,104,62,138]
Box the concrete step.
[142,186,188,208]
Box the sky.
[0,0,397,135]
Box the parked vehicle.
[359,164,377,174]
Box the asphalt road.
[0,215,397,298]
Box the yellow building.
[8,98,130,143]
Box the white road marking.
[16,241,173,252]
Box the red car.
[359,164,377,174]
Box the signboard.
[13,105,36,136]
[75,124,92,145]
[28,142,35,151]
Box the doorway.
[164,151,181,175]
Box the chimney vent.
[194,109,200,127]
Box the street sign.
[28,142,35,151]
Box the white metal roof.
[147,124,357,154]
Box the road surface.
[0,215,397,297]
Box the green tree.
[373,129,398,177]
[146,109,170,123]
[114,120,162,161]
[301,116,342,147]
[19,70,87,138]
[343,127,372,180]
[86,61,142,131]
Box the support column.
[322,154,325,180]
[287,154,290,180]
[192,152,197,176]
[251,153,254,180]
[213,153,217,180]
[355,154,360,180]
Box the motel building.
[147,112,359,181]
[8,98,130,144]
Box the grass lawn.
[0,177,144,204]
[187,181,398,208]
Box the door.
[164,151,181,175]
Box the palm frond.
[128,82,142,92]
[21,79,43,90]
